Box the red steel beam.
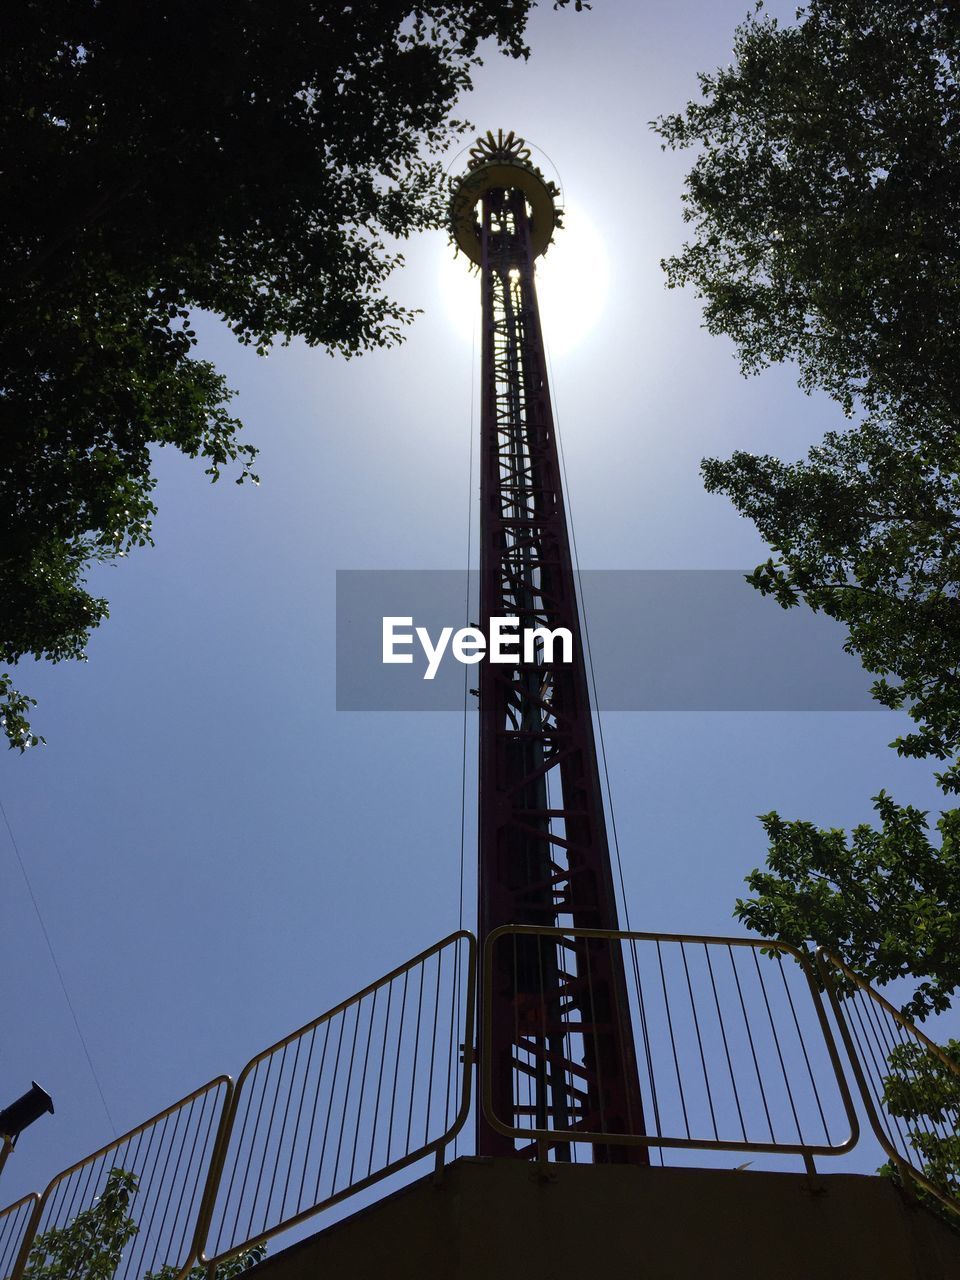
[469,172,647,1163]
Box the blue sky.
[1,0,948,1212]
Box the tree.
[881,1038,960,1211]
[22,1166,265,1280]
[655,2,960,873]
[0,0,584,749]
[656,0,960,1201]
[23,1168,139,1280]
[701,417,960,794]
[654,0,960,783]
[735,794,960,1022]
[144,1249,266,1280]
[733,796,960,1202]
[654,0,960,424]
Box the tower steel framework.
[450,132,646,1162]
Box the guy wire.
[0,791,118,1137]
[544,345,634,935]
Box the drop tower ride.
[450,131,646,1162]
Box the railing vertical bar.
[704,943,747,1144]
[611,937,635,1136]
[229,1056,270,1251]
[59,1150,99,1232]
[50,1167,79,1235]
[215,1059,258,1254]
[282,1022,318,1220]
[244,1042,285,1242]
[386,970,408,1168]
[331,1002,363,1195]
[128,1112,176,1279]
[424,949,443,1146]
[681,940,718,1141]
[368,981,393,1178]
[883,1012,946,1143]
[452,935,463,1154]
[316,1010,348,1202]
[404,962,426,1156]
[870,988,926,1152]
[4,1206,29,1278]
[876,1000,948,1147]
[849,991,906,1153]
[868,994,945,1149]
[729,944,774,1143]
[631,939,664,1159]
[0,1204,28,1277]
[0,1216,13,1275]
[264,1028,304,1231]
[174,1083,221,1265]
[777,956,831,1144]
[444,942,457,1132]
[349,988,378,1185]
[1,1209,25,1276]
[125,1123,149,1200]
[154,1094,202,1274]
[657,940,689,1140]
[166,1087,208,1267]
[138,1093,193,1276]
[38,1166,71,1237]
[751,949,804,1146]
[297,1020,329,1215]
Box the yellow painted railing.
[0,1196,37,1280]
[817,948,960,1216]
[481,926,859,1164]
[3,926,958,1279]
[3,930,475,1280]
[195,930,475,1271]
[11,1078,230,1280]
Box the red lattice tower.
[450,131,646,1162]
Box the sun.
[438,201,610,358]
[534,203,610,357]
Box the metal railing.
[196,930,475,1269]
[13,1077,229,1280]
[4,926,958,1278]
[482,927,859,1163]
[0,930,475,1280]
[0,1197,37,1280]
[818,949,960,1215]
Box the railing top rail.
[817,948,960,1081]
[23,929,956,1273]
[487,924,810,963]
[196,930,477,1270]
[482,925,858,1157]
[0,1195,39,1219]
[233,930,475,1084]
[0,1193,38,1280]
[34,1075,232,1201]
[815,946,960,1217]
